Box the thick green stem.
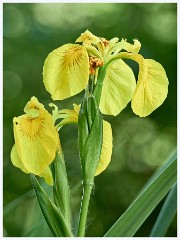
[93,66,107,106]
[77,184,93,237]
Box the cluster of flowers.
[10,30,168,184]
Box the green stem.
[93,65,107,106]
[77,184,93,237]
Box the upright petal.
[108,37,119,52]
[99,59,136,116]
[96,121,113,176]
[50,103,80,128]
[83,44,103,60]
[13,97,58,175]
[73,103,81,113]
[76,30,100,45]
[120,38,141,54]
[131,56,169,117]
[106,38,141,63]
[57,109,78,126]
[43,44,89,100]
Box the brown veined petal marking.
[43,44,89,100]
[13,97,58,175]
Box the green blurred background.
[3,3,177,237]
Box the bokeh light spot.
[144,5,177,43]
[3,5,29,38]
[4,71,23,101]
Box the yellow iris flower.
[51,103,113,176]
[10,97,60,185]
[43,30,168,117]
[11,97,112,182]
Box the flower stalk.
[93,65,107,106]
[77,184,93,237]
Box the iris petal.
[11,144,29,173]
[96,121,113,176]
[130,56,169,117]
[99,59,136,116]
[10,144,53,185]
[13,97,58,175]
[43,44,89,100]
[76,30,100,45]
[39,166,53,185]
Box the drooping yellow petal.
[95,121,113,176]
[99,59,136,116]
[10,144,53,185]
[43,44,89,100]
[13,97,58,175]
[39,166,53,185]
[130,56,169,117]
[76,30,100,45]
[10,144,29,173]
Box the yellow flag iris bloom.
[43,30,168,117]
[51,103,113,176]
[10,97,60,185]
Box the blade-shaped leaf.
[104,157,177,237]
[30,175,73,237]
[78,92,103,184]
[137,149,177,197]
[150,183,177,237]
[51,151,71,227]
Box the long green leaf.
[51,151,71,227]
[104,157,177,237]
[3,189,34,215]
[78,91,103,184]
[30,175,73,237]
[136,149,177,198]
[150,183,177,237]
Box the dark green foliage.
[30,175,73,237]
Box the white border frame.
[1,0,178,239]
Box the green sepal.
[78,91,103,184]
[51,151,71,227]
[30,174,73,237]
